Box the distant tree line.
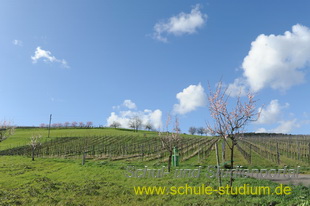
[188,126,209,136]
[241,132,309,137]
[109,116,157,132]
[40,121,93,128]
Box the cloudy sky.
[1,0,310,134]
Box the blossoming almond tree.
[207,81,260,186]
[86,121,93,128]
[159,116,181,172]
[29,134,41,161]
[0,121,15,142]
[71,121,78,127]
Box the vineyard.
[0,128,309,205]
[0,128,309,169]
[236,135,310,166]
[0,133,218,163]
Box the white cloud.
[255,99,300,134]
[173,83,207,115]
[112,99,137,110]
[107,100,162,130]
[256,119,300,134]
[153,4,207,42]
[31,47,69,68]
[12,39,23,46]
[255,127,268,133]
[146,109,163,129]
[226,78,248,97]
[228,24,310,94]
[123,100,137,109]
[256,99,289,124]
[272,119,300,133]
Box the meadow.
[0,127,309,205]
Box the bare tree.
[175,126,181,133]
[188,127,197,135]
[207,81,259,186]
[197,127,205,136]
[0,121,15,142]
[159,116,181,172]
[144,122,153,131]
[203,128,210,136]
[110,121,121,129]
[128,116,142,132]
[29,134,41,161]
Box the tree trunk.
[32,148,35,161]
[229,139,235,187]
[222,141,226,161]
[215,141,222,186]
[82,152,86,165]
[168,150,172,172]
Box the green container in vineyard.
[172,147,179,166]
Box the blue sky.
[1,0,310,134]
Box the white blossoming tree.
[207,81,260,186]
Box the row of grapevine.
[236,140,252,164]
[0,135,217,163]
[238,135,310,164]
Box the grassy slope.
[0,128,159,150]
[0,128,309,205]
[0,156,309,206]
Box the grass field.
[0,128,309,205]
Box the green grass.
[0,127,160,150]
[0,156,309,205]
[0,128,309,205]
